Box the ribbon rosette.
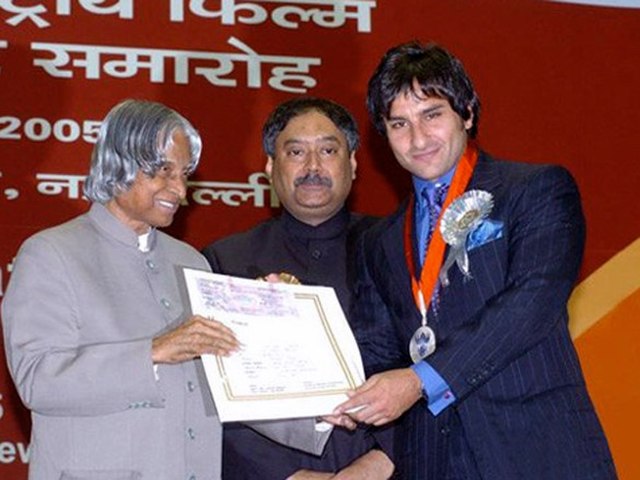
[438,190,494,286]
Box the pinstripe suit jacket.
[352,152,616,479]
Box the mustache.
[293,172,332,187]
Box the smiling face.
[266,110,357,226]
[384,86,473,181]
[106,129,190,234]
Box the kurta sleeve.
[2,235,163,416]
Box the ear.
[265,156,274,179]
[464,106,474,131]
[349,151,358,180]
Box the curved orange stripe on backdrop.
[574,290,640,480]
[568,237,640,339]
[568,237,640,479]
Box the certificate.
[182,268,365,422]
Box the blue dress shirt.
[410,169,457,415]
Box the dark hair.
[262,97,359,157]
[367,41,480,138]
[84,99,201,203]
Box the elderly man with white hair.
[2,99,238,480]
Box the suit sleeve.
[201,243,222,272]
[428,165,586,403]
[1,236,163,416]
[350,232,407,377]
[247,419,333,456]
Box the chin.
[296,193,332,205]
[154,216,175,228]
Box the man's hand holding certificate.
[183,269,365,422]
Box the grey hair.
[83,99,202,203]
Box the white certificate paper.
[183,268,365,422]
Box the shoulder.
[347,212,380,236]
[475,152,583,232]
[157,230,200,254]
[352,202,408,261]
[201,216,283,272]
[157,231,208,268]
[9,214,97,282]
[363,200,408,238]
[478,151,577,188]
[202,216,280,258]
[20,212,93,254]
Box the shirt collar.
[88,203,157,251]
[282,206,350,241]
[137,230,155,252]
[412,166,456,209]
[412,166,456,194]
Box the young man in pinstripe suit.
[333,41,616,479]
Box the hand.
[262,272,283,283]
[333,368,422,426]
[286,470,334,480]
[333,450,394,480]
[151,315,239,364]
[321,413,357,431]
[286,449,395,480]
[262,272,301,284]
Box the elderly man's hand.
[151,315,238,363]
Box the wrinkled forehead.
[159,128,197,169]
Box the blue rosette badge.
[438,190,494,286]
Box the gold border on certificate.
[216,292,359,402]
[183,268,365,422]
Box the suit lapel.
[375,153,504,342]
[467,152,501,192]
[437,152,503,327]
[380,200,412,285]
[377,200,426,345]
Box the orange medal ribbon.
[403,144,478,315]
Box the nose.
[410,123,430,150]
[305,150,322,172]
[168,173,187,200]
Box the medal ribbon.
[403,144,478,318]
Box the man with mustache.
[202,97,394,479]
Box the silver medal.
[409,325,436,363]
